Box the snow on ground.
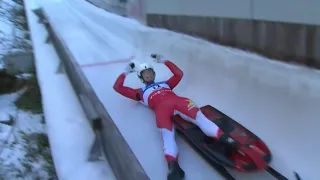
[0,0,31,68]
[0,0,54,179]
[0,90,50,179]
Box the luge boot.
[167,160,185,180]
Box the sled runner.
[171,105,290,180]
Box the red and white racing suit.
[113,60,220,163]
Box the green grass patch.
[21,132,57,179]
[14,74,42,114]
[0,70,25,95]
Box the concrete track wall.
[147,15,320,69]
[143,0,320,69]
[86,0,127,16]
[124,0,320,69]
[87,0,320,68]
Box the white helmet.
[137,63,155,82]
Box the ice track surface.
[41,0,320,179]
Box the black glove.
[151,54,165,63]
[125,62,136,74]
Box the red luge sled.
[172,105,272,173]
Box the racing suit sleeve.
[113,73,143,101]
[164,60,184,89]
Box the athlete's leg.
[173,97,236,146]
[173,97,220,137]
[159,126,178,162]
[155,106,178,162]
[155,107,185,179]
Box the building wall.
[252,0,320,25]
[145,0,252,19]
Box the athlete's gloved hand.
[151,53,166,63]
[124,61,136,75]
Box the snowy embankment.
[55,1,319,179]
[0,0,30,59]
[23,0,115,179]
[0,0,51,179]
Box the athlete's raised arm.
[113,63,143,101]
[151,54,183,89]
